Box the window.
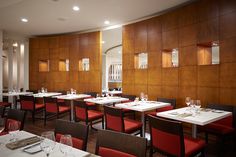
[39,60,49,72]
[162,49,179,68]
[79,58,90,71]
[59,59,69,71]
[134,53,148,69]
[108,64,122,82]
[197,41,219,65]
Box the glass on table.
[140,92,144,101]
[185,97,191,108]
[59,134,73,157]
[40,131,56,157]
[195,100,201,114]
[8,121,20,142]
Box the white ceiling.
[0,0,190,37]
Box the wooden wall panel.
[29,31,101,93]
[122,0,236,107]
[134,21,147,53]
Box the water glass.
[8,121,20,142]
[59,134,73,157]
[140,92,144,101]
[40,131,56,157]
[185,97,191,108]
[195,100,201,113]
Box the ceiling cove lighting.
[104,20,110,25]
[73,6,80,11]
[21,18,28,23]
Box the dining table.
[54,94,91,121]
[32,92,62,98]
[115,101,171,138]
[156,107,232,138]
[0,130,99,157]
[84,96,129,105]
[2,92,33,108]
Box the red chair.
[96,129,147,157]
[43,97,71,125]
[55,119,89,151]
[148,98,176,116]
[148,115,205,157]
[198,104,236,155]
[0,102,12,109]
[1,109,26,135]
[119,94,136,119]
[74,100,104,129]
[19,95,45,123]
[104,105,142,136]
[0,106,5,118]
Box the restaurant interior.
[0,0,236,156]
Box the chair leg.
[44,112,46,126]
[102,117,104,129]
[201,148,205,157]
[69,111,71,121]
[205,132,208,143]
[32,111,35,123]
[149,147,153,157]
[140,128,143,137]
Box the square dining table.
[0,131,99,157]
[84,96,129,105]
[115,101,170,138]
[54,94,91,121]
[2,92,33,108]
[157,107,232,138]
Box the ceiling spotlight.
[101,41,105,44]
[73,6,80,11]
[104,20,110,25]
[21,18,28,23]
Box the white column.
[23,41,29,91]
[0,30,3,101]
[8,45,13,91]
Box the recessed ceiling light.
[101,41,105,44]
[21,18,28,23]
[73,6,80,11]
[104,20,110,25]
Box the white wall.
[0,30,3,101]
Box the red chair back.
[6,109,26,131]
[44,97,58,113]
[55,120,89,151]
[104,106,124,132]
[20,95,35,110]
[74,100,88,121]
[148,115,185,157]
[96,130,147,157]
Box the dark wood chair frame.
[6,109,27,130]
[104,105,142,136]
[95,129,147,157]
[19,95,45,123]
[43,97,71,125]
[55,119,89,151]
[148,115,205,157]
[74,100,104,129]
[0,106,5,118]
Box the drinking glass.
[0,118,5,145]
[67,91,70,95]
[185,97,191,108]
[59,134,73,157]
[8,121,20,142]
[40,131,56,157]
[195,100,201,113]
[144,94,148,101]
[140,92,144,101]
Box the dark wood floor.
[23,113,236,157]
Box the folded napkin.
[177,113,192,118]
[6,136,41,150]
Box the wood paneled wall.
[122,0,236,107]
[29,31,102,93]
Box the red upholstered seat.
[86,102,96,106]
[124,119,142,133]
[98,147,136,157]
[56,133,84,150]
[0,102,11,107]
[46,102,58,113]
[88,110,104,121]
[0,131,8,136]
[184,137,206,157]
[59,106,70,113]
[35,103,45,109]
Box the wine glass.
[59,134,73,157]
[40,131,56,157]
[8,121,20,142]
[0,118,5,145]
[185,97,191,108]
[144,94,148,101]
[195,100,201,114]
[140,92,144,101]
